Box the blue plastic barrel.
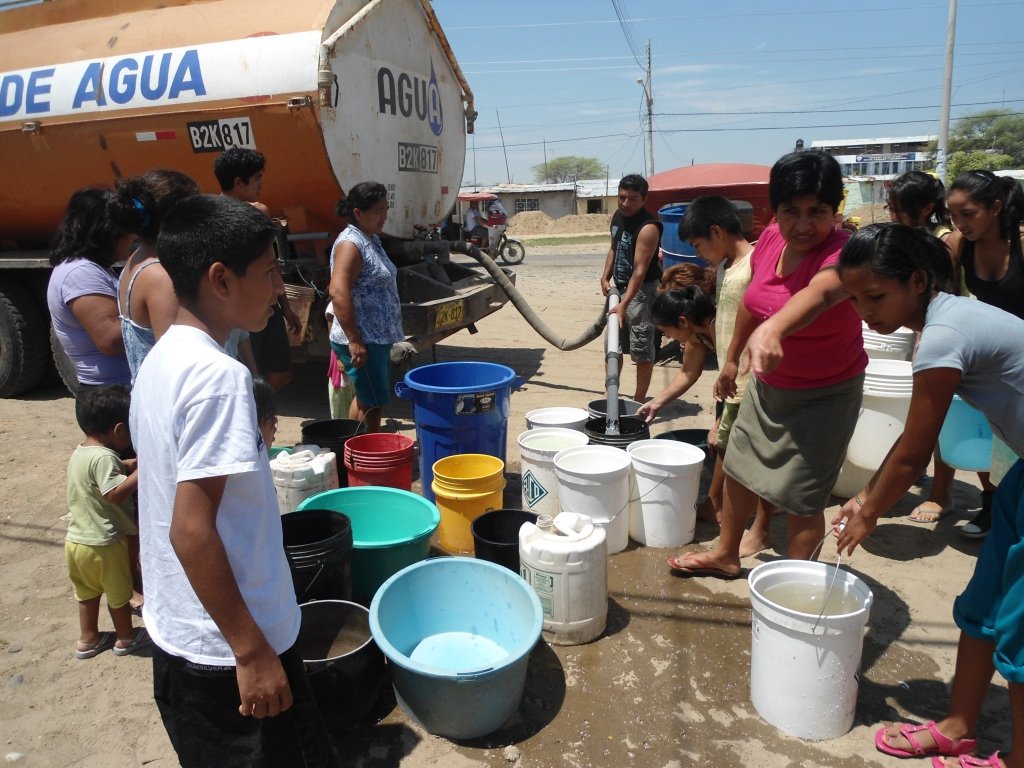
[395,362,524,501]
[657,204,707,268]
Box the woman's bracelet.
[854,494,865,508]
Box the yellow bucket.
[431,454,506,553]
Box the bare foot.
[739,528,770,558]
[129,591,145,614]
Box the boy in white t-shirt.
[130,195,335,767]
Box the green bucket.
[298,487,440,605]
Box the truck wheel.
[0,278,50,397]
[499,239,526,265]
[50,326,80,396]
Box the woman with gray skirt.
[668,150,868,578]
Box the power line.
[655,99,1024,118]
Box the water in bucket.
[518,428,590,516]
[748,560,873,741]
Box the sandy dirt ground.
[0,244,1008,767]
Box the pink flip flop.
[931,753,1004,768]
[874,721,977,759]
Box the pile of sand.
[508,211,611,237]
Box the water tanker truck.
[0,0,516,396]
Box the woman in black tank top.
[942,170,1024,538]
[949,170,1024,320]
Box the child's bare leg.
[126,534,144,610]
[108,602,136,646]
[740,498,774,557]
[887,631,993,757]
[786,511,826,560]
[912,447,955,522]
[702,452,725,524]
[633,361,653,403]
[77,596,102,649]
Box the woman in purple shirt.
[46,188,133,391]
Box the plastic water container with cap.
[271,447,340,516]
[519,512,607,645]
[861,321,915,361]
[832,359,914,498]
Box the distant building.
[811,135,936,213]
[459,182,578,220]
[811,135,934,180]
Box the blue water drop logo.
[427,61,443,136]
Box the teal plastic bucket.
[298,487,440,605]
[369,557,542,739]
[657,204,707,268]
[395,362,524,502]
[939,395,993,471]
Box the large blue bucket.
[938,395,993,471]
[657,204,707,268]
[395,362,524,501]
[369,557,542,739]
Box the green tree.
[946,150,1015,181]
[947,109,1024,167]
[532,155,604,184]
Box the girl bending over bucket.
[835,223,1024,768]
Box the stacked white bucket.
[520,408,591,517]
[832,325,916,498]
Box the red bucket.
[344,433,416,490]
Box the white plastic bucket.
[861,322,915,361]
[748,560,874,741]
[519,512,608,645]
[518,428,590,516]
[524,407,590,432]
[833,359,913,497]
[626,439,705,547]
[553,445,631,554]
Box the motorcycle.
[457,192,526,265]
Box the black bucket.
[471,509,538,572]
[300,419,368,487]
[281,509,353,602]
[655,428,716,503]
[584,415,650,450]
[587,397,642,419]
[296,600,387,729]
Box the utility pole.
[496,109,511,184]
[637,39,654,177]
[936,0,957,185]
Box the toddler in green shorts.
[65,385,150,660]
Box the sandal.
[910,500,951,524]
[112,628,152,657]
[74,631,115,660]
[874,721,977,758]
[960,491,993,540]
[931,753,1004,767]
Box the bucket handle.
[512,375,525,391]
[456,667,495,681]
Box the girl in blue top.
[835,223,1024,768]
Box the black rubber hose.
[451,241,608,351]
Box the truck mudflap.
[396,261,515,352]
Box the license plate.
[433,300,464,330]
[187,117,256,153]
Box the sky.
[431,0,1024,187]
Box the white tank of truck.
[0,0,513,396]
